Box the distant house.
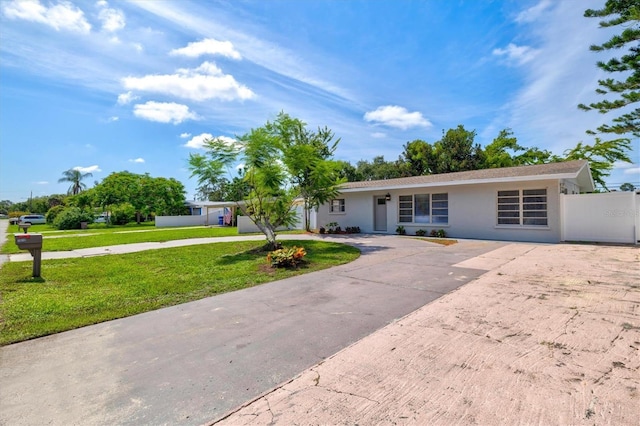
[317,160,598,243]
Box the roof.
[339,160,594,192]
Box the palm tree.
[58,168,93,195]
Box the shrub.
[46,205,65,224]
[319,227,326,234]
[267,246,307,268]
[110,203,136,225]
[53,207,95,230]
[430,229,447,238]
[415,229,426,236]
[396,225,406,235]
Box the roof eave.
[338,172,583,193]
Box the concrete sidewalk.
[213,243,640,425]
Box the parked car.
[18,214,46,224]
[94,213,110,223]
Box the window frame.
[329,198,346,214]
[397,193,448,225]
[497,188,548,227]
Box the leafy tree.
[433,125,486,174]
[189,113,343,248]
[620,182,636,191]
[335,160,361,182]
[402,139,437,175]
[93,172,186,223]
[555,137,632,189]
[0,200,12,215]
[578,0,639,138]
[483,129,552,168]
[274,113,343,231]
[355,156,407,180]
[58,168,93,195]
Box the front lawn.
[1,225,241,254]
[0,240,360,345]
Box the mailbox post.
[14,232,43,278]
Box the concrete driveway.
[0,228,506,425]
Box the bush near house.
[415,229,427,236]
[430,229,447,238]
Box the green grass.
[0,240,360,345]
[2,225,241,254]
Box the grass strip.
[1,226,241,254]
[0,240,360,345]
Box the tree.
[58,168,93,195]
[402,139,437,175]
[557,137,632,189]
[274,113,343,231]
[433,125,485,174]
[578,0,639,138]
[483,129,553,168]
[93,171,186,223]
[620,182,636,191]
[189,113,343,248]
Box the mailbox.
[14,233,43,278]
[15,234,43,250]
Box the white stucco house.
[317,160,598,243]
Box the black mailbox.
[15,234,43,250]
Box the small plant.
[344,226,361,234]
[396,225,406,235]
[325,222,339,234]
[267,246,307,268]
[319,226,326,234]
[429,229,447,238]
[415,229,426,236]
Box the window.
[497,189,547,226]
[398,193,448,224]
[329,198,345,213]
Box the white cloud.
[371,132,386,139]
[97,3,125,33]
[2,0,91,33]
[624,167,640,175]
[122,61,255,102]
[180,132,191,139]
[183,133,236,149]
[108,116,118,122]
[128,158,145,163]
[364,105,431,130]
[117,91,139,105]
[492,43,539,66]
[133,101,199,124]
[36,181,49,185]
[74,165,101,173]
[170,38,241,60]
[614,161,634,170]
[516,0,552,23]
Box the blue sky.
[1,0,638,203]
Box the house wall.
[318,179,562,243]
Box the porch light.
[385,193,391,201]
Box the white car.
[19,214,46,224]
[94,213,110,223]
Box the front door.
[374,196,387,231]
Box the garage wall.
[561,192,639,244]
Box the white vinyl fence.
[156,211,223,228]
[561,192,639,244]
